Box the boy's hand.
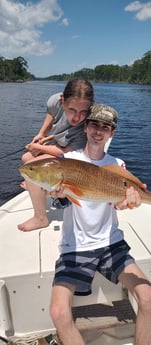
[115,185,146,210]
[49,184,66,199]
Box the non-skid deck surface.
[72,298,136,330]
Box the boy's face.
[84,120,114,145]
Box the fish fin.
[64,183,84,197]
[101,164,144,189]
[66,195,82,207]
[63,183,82,207]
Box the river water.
[0,80,151,206]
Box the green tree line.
[0,56,35,82]
[46,50,151,84]
[1,51,151,83]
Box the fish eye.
[123,180,127,187]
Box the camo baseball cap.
[87,104,118,128]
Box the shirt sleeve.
[46,93,62,118]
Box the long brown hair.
[63,78,94,105]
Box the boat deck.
[0,191,151,345]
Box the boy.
[50,104,151,345]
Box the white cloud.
[128,59,135,66]
[61,18,69,26]
[110,60,118,65]
[0,0,64,57]
[72,35,80,39]
[76,62,87,70]
[125,1,142,12]
[125,1,151,21]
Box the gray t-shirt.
[47,93,86,150]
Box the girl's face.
[62,97,91,126]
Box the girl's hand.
[26,142,43,157]
[32,133,45,143]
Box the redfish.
[19,157,151,207]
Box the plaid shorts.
[53,240,134,295]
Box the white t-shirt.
[59,150,125,254]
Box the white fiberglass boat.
[0,191,151,345]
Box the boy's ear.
[111,129,115,138]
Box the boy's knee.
[50,303,58,322]
[50,303,70,328]
[137,285,151,313]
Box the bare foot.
[20,180,27,190]
[18,216,49,232]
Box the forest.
[0,56,35,82]
[46,50,151,85]
[0,51,151,84]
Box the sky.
[0,0,151,77]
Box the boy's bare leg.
[119,263,151,345]
[50,284,86,345]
